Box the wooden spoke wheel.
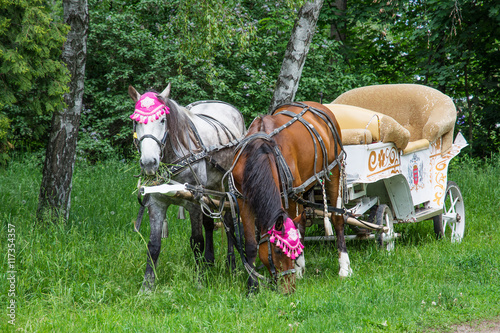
[375,204,395,251]
[433,181,465,243]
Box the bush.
[0,113,13,166]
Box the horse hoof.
[139,276,155,295]
[138,286,153,295]
[295,254,306,279]
[247,280,260,295]
[338,252,352,278]
[339,267,353,278]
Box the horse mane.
[241,137,287,231]
[151,90,199,155]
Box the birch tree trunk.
[268,0,324,113]
[37,0,88,221]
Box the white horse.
[129,83,246,292]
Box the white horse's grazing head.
[128,84,171,176]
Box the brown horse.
[230,101,349,294]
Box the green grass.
[1,154,499,332]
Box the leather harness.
[228,102,346,213]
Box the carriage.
[133,83,467,293]
[302,84,467,249]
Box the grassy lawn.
[1,153,499,332]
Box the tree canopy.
[0,0,69,154]
[2,0,499,159]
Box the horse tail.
[241,139,286,231]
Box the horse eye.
[160,118,166,124]
[274,247,283,255]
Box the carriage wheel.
[433,181,465,243]
[375,204,395,251]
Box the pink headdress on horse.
[130,92,170,124]
[268,218,304,260]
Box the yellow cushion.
[403,139,430,155]
[324,104,383,141]
[324,103,410,149]
[341,129,373,145]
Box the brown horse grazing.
[230,101,349,294]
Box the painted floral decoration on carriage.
[130,92,170,124]
[268,218,304,260]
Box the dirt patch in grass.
[451,318,500,333]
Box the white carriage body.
[343,133,467,222]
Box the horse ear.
[128,86,141,102]
[275,215,284,230]
[293,211,307,235]
[159,83,171,100]
[293,210,306,225]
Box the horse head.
[258,211,305,294]
[128,84,171,175]
[235,137,305,294]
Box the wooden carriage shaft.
[163,188,387,232]
[308,208,388,232]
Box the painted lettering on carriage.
[431,138,464,207]
[368,151,377,171]
[367,147,400,177]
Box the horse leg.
[289,202,306,279]
[326,170,352,277]
[141,199,167,293]
[293,208,306,279]
[202,213,215,265]
[332,213,352,277]
[240,204,259,294]
[187,206,205,267]
[223,211,236,272]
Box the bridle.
[258,230,297,280]
[133,119,169,159]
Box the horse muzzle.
[294,253,305,279]
[140,157,159,176]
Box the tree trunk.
[37,0,88,221]
[330,0,347,43]
[268,0,324,113]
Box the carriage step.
[414,207,442,222]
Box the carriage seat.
[331,84,457,154]
[323,103,411,150]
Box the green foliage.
[0,112,12,165]
[0,0,70,150]
[82,0,361,158]
[340,0,500,156]
[1,154,499,331]
[3,0,499,158]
